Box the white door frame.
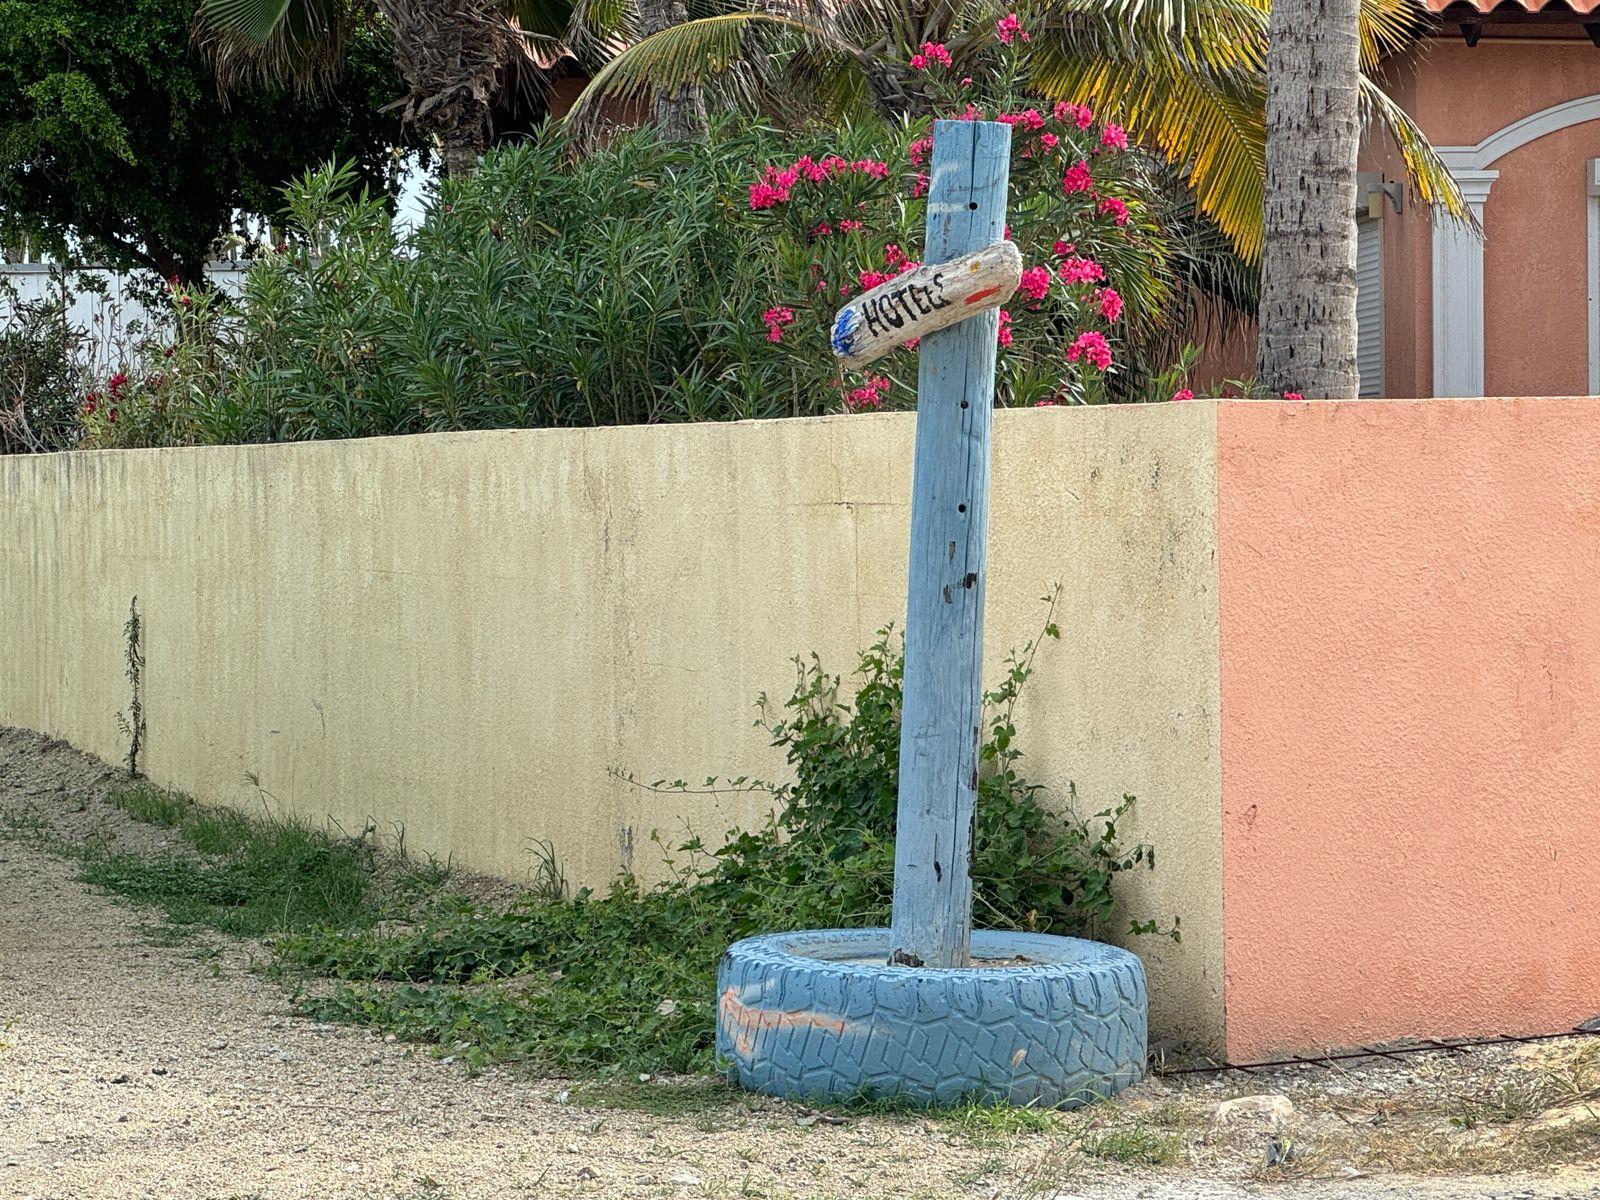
[1434,94,1600,397]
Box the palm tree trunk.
[1256,0,1362,398]
[637,0,708,140]
[380,0,507,176]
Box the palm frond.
[1361,75,1472,227]
[1030,0,1463,258]
[563,11,854,127]
[1029,0,1270,256]
[193,0,356,95]
[1358,0,1426,70]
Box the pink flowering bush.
[742,24,1170,410]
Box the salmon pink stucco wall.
[1216,398,1600,1060]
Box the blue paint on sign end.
[831,309,858,357]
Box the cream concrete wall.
[0,406,1224,1047]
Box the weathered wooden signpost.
[835,119,1018,969]
[717,119,1148,1109]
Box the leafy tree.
[565,0,1464,261]
[0,0,410,284]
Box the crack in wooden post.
[887,120,1012,970]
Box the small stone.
[108,1074,129,1085]
[206,1041,227,1052]
[671,1172,703,1187]
[150,1067,168,1077]
[383,1034,398,1044]
[554,1089,571,1104]
[576,1167,598,1181]
[1214,1094,1294,1125]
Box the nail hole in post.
[967,201,978,210]
[960,400,969,409]
[958,504,967,513]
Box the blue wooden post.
[888,120,1012,969]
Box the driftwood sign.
[830,241,1022,370]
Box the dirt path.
[1,731,1598,1199]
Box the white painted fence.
[1,262,248,374]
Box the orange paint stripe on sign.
[965,286,1002,306]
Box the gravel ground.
[1,727,1598,1200]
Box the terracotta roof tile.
[1422,0,1600,13]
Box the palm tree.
[1255,0,1358,395]
[635,0,708,138]
[564,0,1463,263]
[194,0,582,176]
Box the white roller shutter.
[1355,217,1385,398]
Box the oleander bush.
[0,298,84,453]
[39,58,1255,448]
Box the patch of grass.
[1450,1048,1600,1130]
[181,807,255,855]
[943,1098,1056,1137]
[81,788,381,939]
[109,781,192,828]
[0,803,51,841]
[1075,1123,1186,1165]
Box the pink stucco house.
[1204,3,1600,398]
[1359,2,1600,397]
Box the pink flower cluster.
[749,155,891,209]
[1057,256,1105,285]
[1018,265,1052,302]
[845,375,891,410]
[910,42,953,70]
[1053,101,1095,130]
[996,12,1030,43]
[1101,124,1129,150]
[1171,388,1195,402]
[1062,160,1094,194]
[1067,330,1113,371]
[762,306,795,343]
[1097,287,1124,322]
[1097,196,1129,226]
[997,310,1014,347]
[997,109,1046,132]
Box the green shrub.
[80,104,1240,447]
[281,603,1174,1075]
[0,297,84,453]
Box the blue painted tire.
[716,928,1147,1109]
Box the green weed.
[80,793,378,939]
[110,781,193,828]
[1076,1124,1186,1165]
[281,612,1171,1077]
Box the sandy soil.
[1,727,1598,1200]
